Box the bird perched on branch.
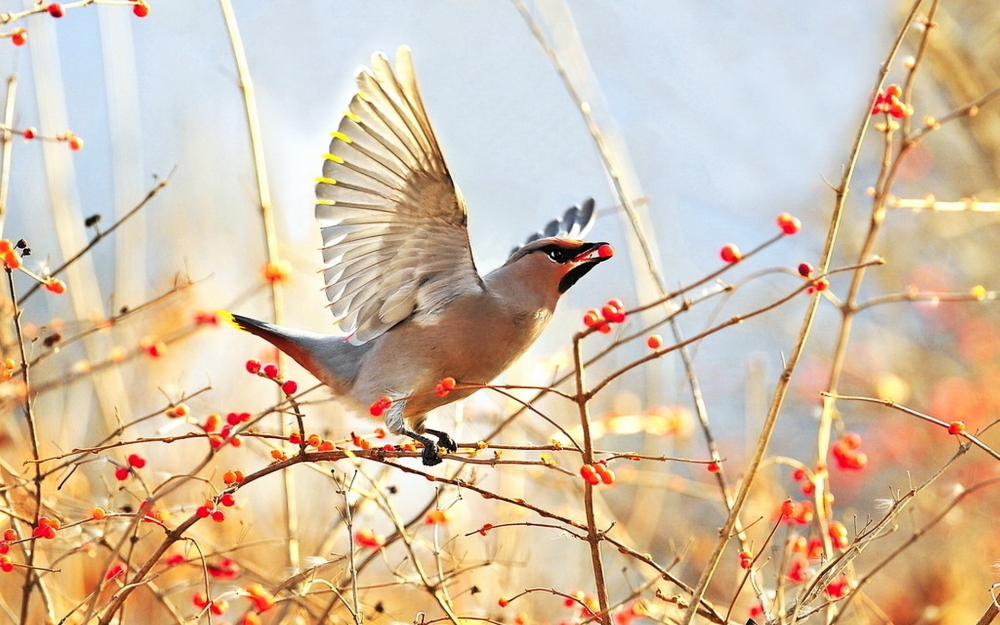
[222,47,613,465]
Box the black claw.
[420,444,443,466]
[402,427,448,466]
[424,428,458,453]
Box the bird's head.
[501,237,614,298]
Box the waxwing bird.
[223,47,613,466]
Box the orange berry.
[720,244,741,263]
[776,213,801,235]
[261,259,291,284]
[67,135,83,151]
[91,507,107,520]
[245,582,276,613]
[947,421,965,435]
[583,309,601,328]
[11,29,26,47]
[43,277,66,294]
[498,597,510,608]
[646,334,663,350]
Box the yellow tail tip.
[215,310,242,331]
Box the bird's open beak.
[559,242,614,293]
[572,242,615,264]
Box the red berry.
[369,396,392,417]
[211,510,225,523]
[262,363,279,379]
[596,244,614,259]
[68,136,83,151]
[601,304,626,323]
[498,597,510,608]
[707,460,721,473]
[646,334,663,350]
[776,213,801,235]
[797,262,813,277]
[126,453,146,469]
[132,1,149,17]
[720,244,742,264]
[114,467,130,481]
[47,3,64,18]
[583,310,601,328]
[21,126,35,140]
[43,278,66,294]
[196,505,212,519]
[281,379,298,395]
[219,493,236,507]
[947,420,965,435]
[606,298,625,311]
[11,29,26,47]
[780,498,795,517]
[885,84,902,98]
[791,467,807,481]
[596,322,613,335]
[245,359,261,374]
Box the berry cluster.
[245,360,298,395]
[832,432,868,470]
[583,298,627,334]
[579,461,615,485]
[434,376,456,397]
[872,84,910,118]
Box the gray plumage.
[228,47,612,465]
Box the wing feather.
[315,47,482,344]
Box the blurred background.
[1,1,999,623]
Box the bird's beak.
[559,242,614,293]
[572,242,615,264]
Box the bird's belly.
[350,308,549,414]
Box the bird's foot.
[424,428,458,453]
[420,443,444,466]
[401,428,450,466]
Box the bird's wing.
[315,47,483,345]
[509,198,597,257]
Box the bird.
[221,46,613,466]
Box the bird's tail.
[216,310,363,394]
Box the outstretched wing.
[316,47,483,345]
[510,198,597,257]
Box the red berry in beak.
[597,244,614,259]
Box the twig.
[679,2,928,621]
[218,0,298,572]
[0,75,15,237]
